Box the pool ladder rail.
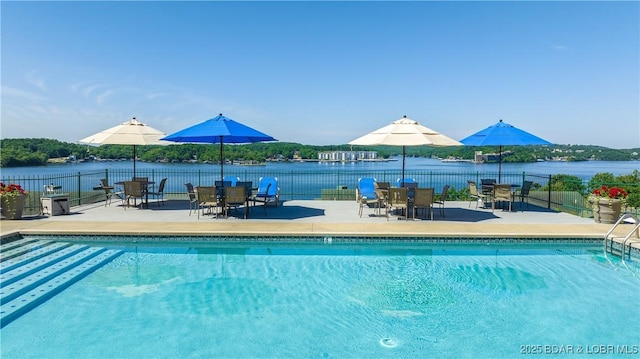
[604,213,640,261]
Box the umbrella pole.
[219,137,224,184]
[402,146,406,187]
[498,145,502,183]
[133,145,137,178]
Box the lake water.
[1,158,637,201]
[2,157,638,180]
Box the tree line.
[1,138,638,168]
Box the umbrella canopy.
[161,114,277,183]
[349,115,462,186]
[78,117,167,177]
[460,119,552,182]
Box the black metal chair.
[148,178,167,206]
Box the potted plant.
[0,182,28,220]
[589,185,628,224]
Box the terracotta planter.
[1,194,26,220]
[592,198,622,224]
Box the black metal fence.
[1,168,635,218]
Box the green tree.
[545,174,586,193]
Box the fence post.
[77,172,82,206]
[547,174,552,209]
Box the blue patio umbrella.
[460,119,552,182]
[161,114,276,183]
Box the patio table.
[115,180,155,208]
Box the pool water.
[1,239,639,358]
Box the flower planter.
[1,194,26,220]
[592,198,622,224]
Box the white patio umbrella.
[349,115,462,186]
[78,117,167,177]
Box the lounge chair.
[252,177,279,215]
[412,187,434,220]
[468,180,489,208]
[196,186,220,218]
[147,178,167,206]
[492,184,513,212]
[433,184,450,218]
[387,187,409,220]
[184,183,198,216]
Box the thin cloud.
[146,92,167,100]
[551,44,568,51]
[1,86,48,101]
[26,71,47,91]
[96,90,115,105]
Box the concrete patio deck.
[0,198,620,239]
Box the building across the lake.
[318,151,378,162]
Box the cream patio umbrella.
[349,115,462,186]
[78,117,167,177]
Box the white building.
[318,151,378,161]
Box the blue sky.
[2,1,639,149]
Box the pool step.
[0,241,122,328]
[0,240,58,263]
[0,242,76,274]
[0,237,42,252]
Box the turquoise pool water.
[1,237,639,358]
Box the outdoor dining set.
[185,176,279,219]
[356,177,449,221]
[357,177,532,221]
[99,176,280,220]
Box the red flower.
[592,185,628,200]
[0,182,28,196]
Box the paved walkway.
[0,198,620,239]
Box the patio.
[0,198,615,239]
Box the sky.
[1,1,639,149]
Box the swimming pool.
[1,236,639,358]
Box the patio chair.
[223,176,240,186]
[99,178,122,207]
[413,188,434,220]
[196,186,220,219]
[356,177,376,201]
[215,180,232,198]
[356,177,377,217]
[402,182,418,200]
[468,180,490,208]
[387,187,409,220]
[123,181,144,210]
[185,183,198,216]
[147,177,167,206]
[515,180,533,210]
[492,184,513,212]
[225,186,247,219]
[252,177,279,215]
[481,178,496,196]
[433,184,450,218]
[373,181,390,216]
[396,177,416,188]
